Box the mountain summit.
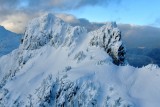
[0,13,160,107]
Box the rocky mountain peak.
[20,13,125,65]
[21,13,87,50]
[0,13,159,107]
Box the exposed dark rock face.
[90,22,126,65]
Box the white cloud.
[0,13,30,33]
[55,13,80,24]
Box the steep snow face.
[0,13,160,107]
[0,26,21,57]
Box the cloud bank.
[0,0,121,10]
[118,24,160,48]
[0,0,121,33]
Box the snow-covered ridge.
[0,26,21,57]
[21,13,125,65]
[0,13,160,107]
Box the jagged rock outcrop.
[90,22,125,65]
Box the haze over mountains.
[119,24,160,67]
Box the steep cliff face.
[0,13,160,107]
[89,22,125,65]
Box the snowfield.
[0,13,160,107]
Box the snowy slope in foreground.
[0,26,21,57]
[0,13,160,107]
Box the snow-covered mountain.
[0,13,160,107]
[0,26,21,57]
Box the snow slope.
[0,26,21,57]
[0,13,160,107]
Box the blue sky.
[63,0,160,26]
